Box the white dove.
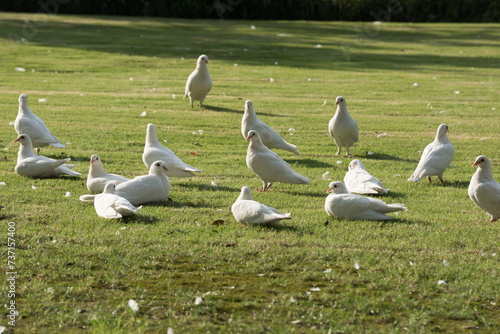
[408,124,454,183]
[344,159,389,194]
[246,130,310,192]
[14,134,80,177]
[468,155,500,222]
[94,182,142,219]
[241,100,299,155]
[86,154,130,193]
[231,186,291,225]
[14,94,65,153]
[325,181,407,221]
[184,54,212,108]
[142,123,202,177]
[114,160,171,206]
[328,96,359,157]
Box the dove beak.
[472,161,478,167]
[13,138,19,143]
[245,135,251,141]
[163,166,168,171]
[327,188,332,193]
[334,101,339,106]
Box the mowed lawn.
[0,12,499,333]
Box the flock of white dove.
[8,54,500,223]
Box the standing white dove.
[468,155,500,222]
[14,94,65,153]
[344,159,389,194]
[86,154,130,193]
[94,182,142,219]
[246,130,310,192]
[142,123,202,177]
[184,54,212,108]
[14,134,80,177]
[328,96,359,157]
[231,186,291,225]
[325,181,407,220]
[408,124,454,183]
[241,100,299,155]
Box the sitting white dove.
[344,159,389,194]
[86,154,130,193]
[231,186,292,225]
[468,155,500,222]
[14,134,80,177]
[408,124,454,183]
[142,123,202,177]
[14,94,65,153]
[80,160,170,205]
[241,100,299,155]
[184,54,212,108]
[325,181,407,220]
[94,182,142,219]
[246,130,310,192]
[328,96,359,157]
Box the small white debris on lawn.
[38,99,47,103]
[323,268,332,273]
[367,151,374,155]
[409,261,414,266]
[9,122,14,126]
[315,44,322,48]
[0,182,6,186]
[65,192,71,197]
[443,260,450,266]
[140,111,146,117]
[274,61,278,65]
[413,83,419,87]
[290,296,297,303]
[377,132,387,137]
[269,78,274,82]
[321,100,327,106]
[310,287,321,291]
[52,239,57,243]
[480,138,488,141]
[194,297,203,305]
[307,78,311,81]
[128,299,139,312]
[15,67,26,72]
[47,287,54,294]
[32,185,36,190]
[438,280,447,286]
[354,262,360,270]
[250,25,256,30]
[233,63,238,67]
[130,77,133,80]
[454,91,460,94]
[211,181,218,187]
[167,328,174,334]
[336,161,342,165]
[322,171,331,180]
[172,94,176,99]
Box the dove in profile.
[344,159,389,194]
[115,160,171,206]
[142,123,201,177]
[246,130,310,191]
[242,100,299,155]
[184,54,212,108]
[325,181,406,221]
[328,96,359,157]
[14,94,65,153]
[14,134,80,177]
[94,182,142,219]
[408,124,454,183]
[468,155,500,222]
[86,154,130,193]
[231,186,291,225]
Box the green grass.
[0,12,499,333]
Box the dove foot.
[490,216,499,222]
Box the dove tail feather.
[387,204,408,212]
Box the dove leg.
[189,96,194,108]
[36,147,40,154]
[264,183,273,191]
[257,181,268,192]
[490,216,499,222]
[438,173,445,184]
[427,176,432,183]
[335,146,341,156]
[199,96,205,108]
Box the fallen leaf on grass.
[291,320,303,325]
[223,242,236,247]
[212,219,224,226]
[191,151,200,156]
[192,142,200,146]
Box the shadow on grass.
[202,104,241,114]
[356,152,419,163]
[285,158,336,168]
[250,222,299,232]
[176,182,240,193]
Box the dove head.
[103,182,117,194]
[327,181,349,194]
[13,134,32,146]
[238,186,253,201]
[90,154,100,164]
[348,159,365,171]
[334,96,346,106]
[197,54,209,66]
[146,123,159,145]
[472,155,490,168]
[18,94,28,104]
[246,130,262,143]
[437,124,449,136]
[245,100,253,111]
[150,160,168,174]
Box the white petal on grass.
[413,83,419,87]
[38,98,47,103]
[288,128,295,132]
[47,287,54,294]
[32,185,36,190]
[454,91,460,94]
[438,280,447,286]
[310,287,321,292]
[0,182,6,186]
[140,111,146,117]
[115,231,120,235]
[323,268,332,273]
[211,181,218,187]
[367,151,374,155]
[128,299,139,312]
[336,160,342,165]
[443,260,450,266]
[15,67,26,72]
[290,296,297,303]
[377,132,388,137]
[120,227,127,230]
[354,262,360,270]
[52,239,57,243]
[322,171,331,180]
[258,274,265,277]
[167,328,174,334]
[9,122,14,126]
[305,291,311,295]
[321,100,327,106]
[480,138,488,141]
[65,192,71,197]
[194,297,203,305]
[195,221,200,226]
[198,129,203,135]
[409,261,414,266]
[315,44,322,48]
